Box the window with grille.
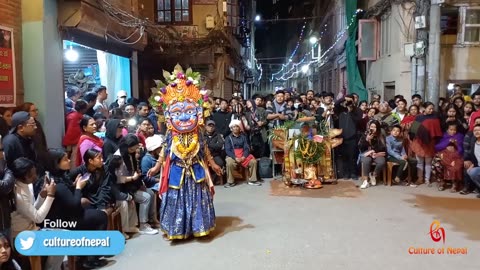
[157,0,192,24]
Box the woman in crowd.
[45,149,109,268]
[463,101,475,126]
[105,155,138,239]
[10,158,63,270]
[114,134,158,235]
[0,233,21,270]
[409,102,442,186]
[76,115,104,166]
[0,108,13,137]
[452,96,464,111]
[358,120,387,189]
[103,119,124,160]
[231,103,250,133]
[441,104,467,134]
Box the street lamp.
[309,36,318,45]
[255,15,261,22]
[301,65,309,74]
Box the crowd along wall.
[0,0,23,105]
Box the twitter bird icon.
[15,231,36,255]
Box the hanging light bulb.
[65,45,79,62]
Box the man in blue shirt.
[224,120,261,188]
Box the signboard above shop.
[0,25,16,107]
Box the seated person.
[69,149,115,215]
[114,135,159,235]
[106,155,139,239]
[461,116,480,194]
[224,120,261,188]
[386,125,410,185]
[10,158,63,270]
[438,141,463,192]
[45,149,109,268]
[359,120,387,189]
[433,122,464,190]
[464,124,480,198]
[204,120,225,185]
[141,134,165,192]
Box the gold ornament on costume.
[172,133,200,159]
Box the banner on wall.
[0,25,15,107]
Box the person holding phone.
[10,158,64,270]
[358,120,387,189]
[45,149,109,268]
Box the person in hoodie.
[102,119,124,160]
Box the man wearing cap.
[3,112,38,170]
[205,120,225,185]
[224,119,261,188]
[109,90,128,110]
[93,85,109,117]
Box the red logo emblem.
[429,220,446,244]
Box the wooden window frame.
[458,6,480,44]
[155,0,193,25]
[358,19,378,61]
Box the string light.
[271,10,361,82]
[270,21,308,80]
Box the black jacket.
[69,165,114,210]
[359,134,387,153]
[463,132,479,167]
[211,110,232,137]
[3,133,37,169]
[205,131,224,157]
[103,119,122,160]
[0,169,15,233]
[45,172,84,228]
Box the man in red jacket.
[63,100,88,168]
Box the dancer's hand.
[212,163,223,176]
[210,186,215,198]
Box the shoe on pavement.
[360,180,369,189]
[224,183,236,188]
[369,174,377,186]
[248,181,262,186]
[139,223,159,235]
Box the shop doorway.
[62,41,132,107]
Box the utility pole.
[427,1,441,104]
[412,0,429,98]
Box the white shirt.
[11,181,54,237]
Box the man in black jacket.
[211,99,232,137]
[335,95,362,180]
[205,120,225,184]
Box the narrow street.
[106,179,480,270]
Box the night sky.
[255,0,314,72]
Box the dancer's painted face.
[167,100,200,133]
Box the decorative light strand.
[272,11,360,82]
[270,21,308,79]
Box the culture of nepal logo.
[408,220,468,255]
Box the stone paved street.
[104,179,480,270]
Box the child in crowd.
[439,141,464,192]
[432,122,464,189]
[386,125,410,185]
[0,233,21,270]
